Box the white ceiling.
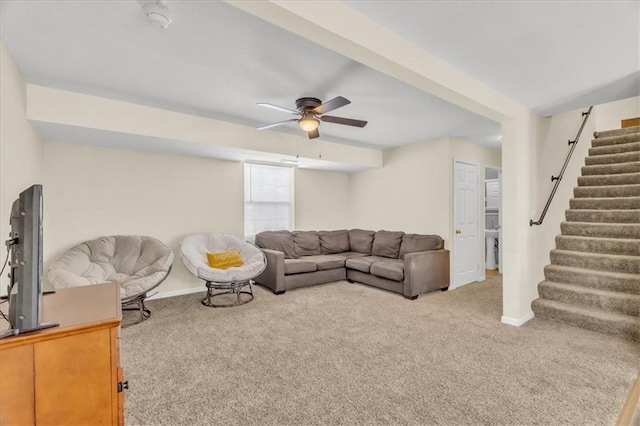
[1,1,638,158]
[346,1,640,116]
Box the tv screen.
[1,184,57,338]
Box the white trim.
[501,311,534,327]
[148,286,205,300]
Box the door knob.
[455,229,461,235]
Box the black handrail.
[530,106,593,226]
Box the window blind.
[244,163,293,241]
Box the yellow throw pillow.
[206,250,244,269]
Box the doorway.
[484,166,502,275]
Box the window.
[244,163,294,241]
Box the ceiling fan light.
[143,2,172,28]
[299,116,319,132]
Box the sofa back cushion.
[293,231,322,256]
[399,234,443,259]
[371,230,405,258]
[348,229,376,254]
[255,231,297,259]
[319,230,350,254]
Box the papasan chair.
[47,235,174,323]
[180,233,266,308]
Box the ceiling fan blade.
[256,118,298,130]
[312,96,350,114]
[320,115,368,128]
[257,102,299,115]
[308,128,320,139]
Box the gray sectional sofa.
[254,229,450,299]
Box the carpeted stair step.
[594,126,640,139]
[581,161,640,176]
[531,298,640,341]
[591,133,640,148]
[578,172,640,186]
[561,222,640,238]
[538,281,640,316]
[565,209,640,223]
[570,196,640,210]
[544,264,640,295]
[588,142,640,157]
[585,151,640,166]
[574,184,640,198]
[550,249,640,274]
[555,235,640,256]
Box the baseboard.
[148,286,204,300]
[501,311,534,327]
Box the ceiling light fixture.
[298,114,319,132]
[143,1,172,29]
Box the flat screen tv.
[1,184,57,339]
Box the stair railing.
[530,105,593,226]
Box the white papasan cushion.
[47,235,174,300]
[180,233,265,282]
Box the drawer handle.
[117,381,129,393]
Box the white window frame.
[244,162,295,242]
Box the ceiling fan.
[256,96,367,139]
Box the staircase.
[532,125,640,341]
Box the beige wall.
[0,43,44,294]
[594,96,640,132]
[533,106,597,289]
[42,142,245,295]
[294,168,350,231]
[348,138,451,238]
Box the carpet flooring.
[121,277,640,425]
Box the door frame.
[451,158,482,289]
[484,165,503,275]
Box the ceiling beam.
[227,0,529,124]
[26,84,383,171]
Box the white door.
[453,160,480,287]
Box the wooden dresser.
[0,282,124,425]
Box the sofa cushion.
[371,230,405,258]
[370,259,404,282]
[319,230,350,254]
[345,256,389,274]
[302,255,345,271]
[255,231,297,259]
[348,229,376,254]
[399,234,444,259]
[334,252,369,259]
[284,258,317,274]
[293,231,322,257]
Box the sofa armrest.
[254,248,285,293]
[403,249,450,298]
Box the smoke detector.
[142,1,172,29]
